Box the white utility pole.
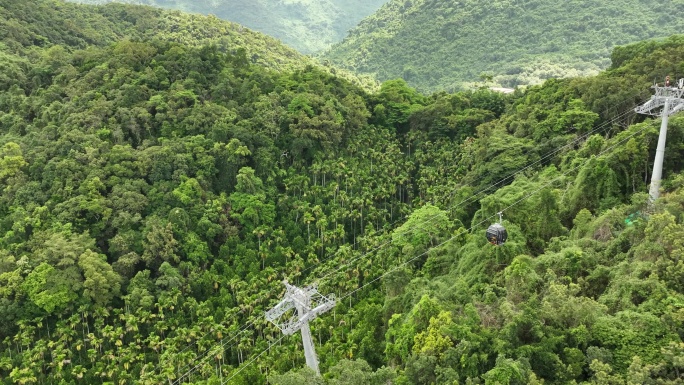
[635,78,684,207]
[265,281,335,375]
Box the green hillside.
[0,0,310,71]
[1,1,684,383]
[66,0,389,53]
[324,0,684,92]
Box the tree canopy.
[67,0,389,54]
[324,0,684,92]
[1,2,684,384]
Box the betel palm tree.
[310,160,323,187]
[303,211,315,243]
[316,217,328,256]
[272,227,285,248]
[322,158,336,188]
[9,365,38,385]
[252,225,269,269]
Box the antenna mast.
[635,78,684,207]
[265,281,335,375]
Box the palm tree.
[303,211,314,243]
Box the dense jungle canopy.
[0,1,683,384]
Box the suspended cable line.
[336,115,652,303]
[203,119,651,384]
[219,335,287,385]
[169,100,642,382]
[170,318,258,385]
[310,103,640,286]
[160,98,641,384]
[302,103,636,280]
[302,102,639,279]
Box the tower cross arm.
[635,85,684,116]
[265,299,295,322]
[636,81,684,208]
[312,300,336,313]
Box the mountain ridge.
[324,0,684,92]
[1,0,309,71]
[66,0,389,53]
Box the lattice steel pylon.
[635,79,684,207]
[265,281,335,375]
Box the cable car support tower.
[265,281,335,375]
[635,78,684,208]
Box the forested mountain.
[1,0,684,384]
[0,0,309,71]
[66,0,389,53]
[324,0,684,92]
[1,0,377,88]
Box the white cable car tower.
[265,281,335,375]
[635,77,684,207]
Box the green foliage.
[68,0,388,54]
[324,0,684,92]
[0,142,26,183]
[271,366,324,385]
[592,311,676,372]
[21,263,75,314]
[566,156,622,216]
[482,356,531,385]
[0,0,322,72]
[1,4,684,385]
[392,204,452,257]
[79,249,122,306]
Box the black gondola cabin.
[486,223,507,246]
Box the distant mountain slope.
[323,0,684,92]
[1,0,380,90]
[0,0,314,72]
[66,0,389,53]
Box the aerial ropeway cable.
[206,103,647,384]
[309,103,640,286]
[297,101,640,278]
[165,98,644,384]
[334,119,653,303]
[218,119,652,384]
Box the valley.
[0,1,683,384]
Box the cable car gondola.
[486,212,507,246]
